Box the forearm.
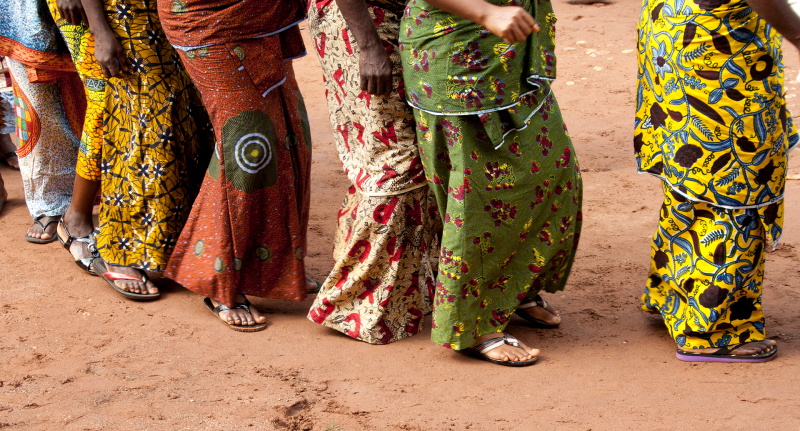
[423,0,495,26]
[746,0,800,47]
[79,0,114,39]
[335,0,383,51]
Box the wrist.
[472,2,497,28]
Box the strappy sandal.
[56,217,98,275]
[0,151,19,170]
[25,215,60,244]
[203,297,267,332]
[676,343,777,363]
[515,295,560,328]
[91,259,160,301]
[460,334,538,367]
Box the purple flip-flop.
[676,343,777,363]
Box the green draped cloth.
[400,0,583,349]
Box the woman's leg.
[6,58,80,241]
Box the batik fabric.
[46,0,106,181]
[159,0,312,306]
[305,0,442,344]
[400,0,582,350]
[93,0,213,273]
[636,1,798,349]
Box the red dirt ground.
[2,1,800,429]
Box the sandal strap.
[214,298,252,314]
[712,343,744,356]
[474,336,507,355]
[473,334,522,355]
[102,271,145,282]
[517,295,547,310]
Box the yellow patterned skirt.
[46,0,104,181]
[93,0,213,272]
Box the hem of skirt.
[308,315,420,345]
[412,86,554,151]
[357,182,428,197]
[406,75,554,116]
[641,171,786,211]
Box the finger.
[521,11,536,29]
[100,64,111,79]
[532,22,540,34]
[360,75,368,92]
[367,77,377,95]
[510,24,526,43]
[105,62,119,78]
[117,53,129,73]
[80,9,88,25]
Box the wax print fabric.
[636,1,797,348]
[93,0,213,273]
[160,0,312,306]
[400,0,582,350]
[306,0,442,344]
[46,0,106,181]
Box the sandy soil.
[2,1,800,429]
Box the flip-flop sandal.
[515,295,560,329]
[0,151,19,170]
[203,297,267,332]
[25,216,60,244]
[91,259,160,301]
[56,217,98,275]
[307,277,322,294]
[676,343,778,363]
[460,334,538,367]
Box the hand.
[359,45,393,96]
[56,0,88,26]
[94,32,128,78]
[481,5,539,45]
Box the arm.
[335,0,392,95]
[56,0,88,26]
[79,0,128,78]
[423,0,539,44]
[745,0,800,51]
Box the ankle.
[63,210,94,235]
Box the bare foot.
[306,276,320,292]
[57,212,95,264]
[210,294,267,326]
[518,297,561,326]
[108,265,158,295]
[27,215,59,240]
[679,339,776,356]
[472,333,540,362]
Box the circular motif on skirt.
[295,247,304,260]
[233,257,243,271]
[235,133,271,174]
[256,246,272,262]
[232,46,245,61]
[194,239,204,256]
[221,110,279,193]
[214,256,225,273]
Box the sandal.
[203,297,267,332]
[307,277,322,294]
[676,343,777,363]
[24,215,60,244]
[0,151,18,170]
[515,295,560,328]
[91,259,160,301]
[56,217,98,275]
[460,334,538,367]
